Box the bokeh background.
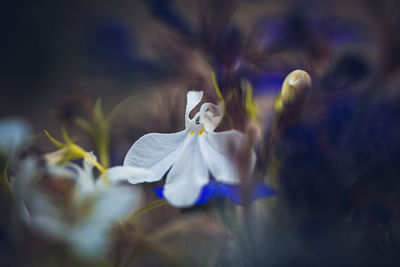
[1,0,400,266]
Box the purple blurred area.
[0,0,375,122]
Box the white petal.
[124,130,187,183]
[28,193,69,239]
[46,165,76,178]
[104,166,155,184]
[20,204,31,224]
[30,214,70,240]
[11,157,41,203]
[92,186,141,224]
[185,91,203,128]
[66,163,96,199]
[0,117,32,158]
[199,103,223,133]
[68,221,108,258]
[83,151,97,173]
[199,130,256,184]
[163,134,209,207]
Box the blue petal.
[251,183,277,202]
[153,181,276,206]
[244,71,286,95]
[153,186,164,199]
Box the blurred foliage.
[1,0,400,266]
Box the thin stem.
[43,130,64,148]
[97,143,110,170]
[107,94,137,122]
[130,199,167,221]
[0,162,12,203]
[211,72,224,102]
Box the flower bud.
[281,70,312,106]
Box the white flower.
[124,91,256,207]
[29,154,152,258]
[0,117,32,160]
[10,157,41,224]
[0,117,39,238]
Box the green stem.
[130,199,167,221]
[96,134,110,169]
[0,162,12,203]
[84,152,105,174]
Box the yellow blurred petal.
[211,72,224,103]
[43,130,64,149]
[61,124,73,144]
[83,152,105,174]
[93,98,105,122]
[241,79,258,121]
[75,118,92,134]
[274,96,283,112]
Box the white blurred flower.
[0,117,40,236]
[124,91,256,207]
[0,117,32,160]
[29,153,152,258]
[10,157,42,225]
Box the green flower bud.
[281,70,312,106]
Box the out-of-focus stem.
[130,199,167,221]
